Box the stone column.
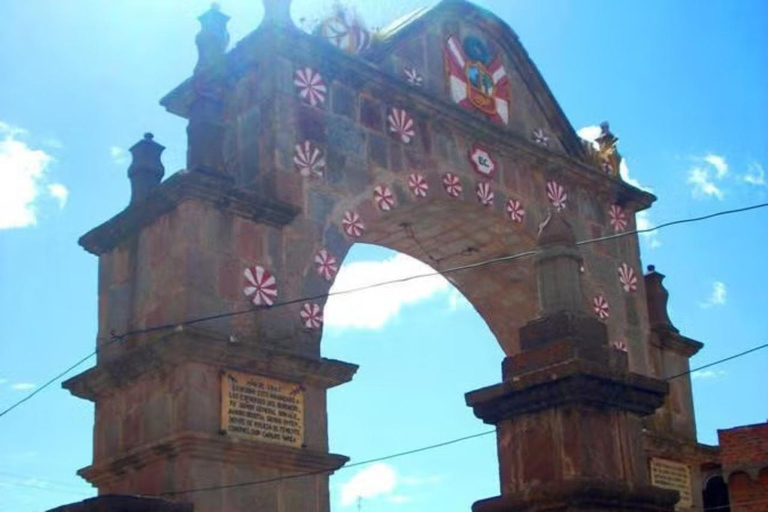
[465,213,678,512]
[187,4,229,173]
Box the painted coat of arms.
[444,35,511,125]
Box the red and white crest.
[408,173,428,198]
[314,248,338,281]
[618,263,638,293]
[388,108,415,143]
[300,303,324,330]
[293,141,325,178]
[373,184,396,211]
[442,173,462,198]
[609,204,628,232]
[593,295,610,320]
[506,198,525,223]
[444,35,511,125]
[342,211,365,238]
[294,67,327,107]
[546,180,567,212]
[468,144,497,178]
[243,265,278,307]
[476,182,494,207]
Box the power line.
[0,351,96,418]
[0,201,766,419]
[667,343,768,381]
[113,201,768,342]
[159,430,496,497]
[154,342,767,497]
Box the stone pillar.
[187,4,229,172]
[128,133,165,204]
[465,213,678,512]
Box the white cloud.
[635,210,661,249]
[704,154,728,179]
[0,122,55,229]
[700,281,726,308]
[10,383,36,391]
[447,288,470,311]
[325,253,449,330]
[388,495,412,504]
[110,146,128,165]
[47,183,69,209]
[577,125,602,145]
[692,369,727,380]
[743,162,766,186]
[341,463,398,507]
[688,167,724,200]
[619,158,653,193]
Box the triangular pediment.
[362,1,586,159]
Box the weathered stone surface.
[69,2,672,512]
[48,495,193,512]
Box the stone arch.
[63,3,676,512]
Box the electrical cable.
[155,342,767,497]
[159,430,495,496]
[0,201,766,420]
[113,201,768,342]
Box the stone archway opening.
[321,243,504,510]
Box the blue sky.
[1,1,766,510]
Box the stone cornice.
[63,330,358,401]
[472,479,679,512]
[78,168,300,256]
[650,328,703,358]
[161,25,655,214]
[78,431,349,489]
[467,358,668,422]
[642,430,721,465]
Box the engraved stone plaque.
[221,371,304,447]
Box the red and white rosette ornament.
[408,173,428,198]
[293,141,325,178]
[442,173,462,198]
[593,295,610,320]
[618,263,638,293]
[476,182,494,207]
[612,340,628,353]
[373,184,395,211]
[342,211,365,238]
[403,66,423,87]
[314,248,338,281]
[243,265,278,306]
[387,108,415,143]
[300,303,323,330]
[546,180,567,212]
[293,67,327,107]
[608,204,628,232]
[505,198,525,223]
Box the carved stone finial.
[644,265,679,333]
[535,212,584,315]
[195,3,230,75]
[261,0,294,27]
[127,133,165,204]
[594,120,622,178]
